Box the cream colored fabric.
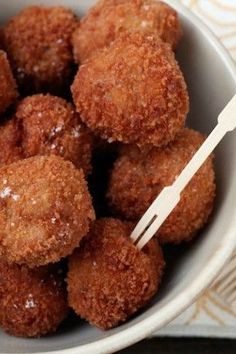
[155,0,236,338]
[182,0,236,59]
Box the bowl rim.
[3,1,236,353]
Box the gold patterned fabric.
[154,0,236,338]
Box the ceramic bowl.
[0,1,236,353]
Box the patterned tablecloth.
[154,0,236,339]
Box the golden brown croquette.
[15,94,93,175]
[0,261,68,338]
[1,6,78,94]
[67,218,165,329]
[72,32,189,147]
[0,50,18,115]
[0,95,93,174]
[107,128,216,243]
[0,155,95,267]
[72,0,182,63]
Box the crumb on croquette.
[67,218,165,329]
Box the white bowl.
[1,1,236,353]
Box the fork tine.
[130,207,158,243]
[131,186,179,243]
[136,216,162,250]
[130,197,164,243]
[136,204,176,249]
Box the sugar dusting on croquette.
[0,185,20,201]
[25,294,37,309]
[0,186,12,198]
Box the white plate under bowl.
[0,1,236,353]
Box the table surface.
[117,338,236,354]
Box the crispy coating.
[107,129,216,243]
[0,119,23,167]
[14,94,93,175]
[72,0,182,63]
[67,218,165,329]
[0,155,95,267]
[1,6,77,94]
[0,50,18,115]
[0,95,93,174]
[0,261,68,338]
[72,32,189,147]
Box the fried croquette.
[0,261,68,338]
[72,32,189,147]
[0,95,93,174]
[67,218,165,329]
[107,128,216,243]
[0,155,95,267]
[72,0,182,63]
[0,50,18,115]
[15,94,93,175]
[1,6,77,94]
[0,119,23,167]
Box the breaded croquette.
[0,155,95,267]
[2,6,77,94]
[72,0,181,63]
[15,94,93,175]
[107,129,216,243]
[0,261,68,337]
[72,32,189,147]
[67,218,165,329]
